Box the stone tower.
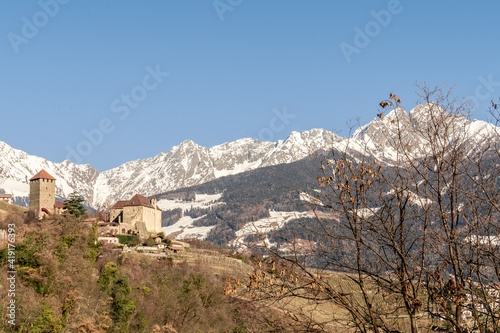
[29,169,56,218]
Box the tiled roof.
[111,194,161,210]
[54,201,65,208]
[123,194,161,210]
[30,169,56,181]
[126,194,152,207]
[111,200,131,210]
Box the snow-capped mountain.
[0,128,341,209]
[351,103,500,162]
[91,129,342,208]
[2,103,498,210]
[0,141,98,206]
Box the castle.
[109,194,162,235]
[29,169,62,218]
[28,170,162,236]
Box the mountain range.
[151,103,500,245]
[1,103,498,212]
[0,128,341,209]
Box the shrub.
[116,234,140,247]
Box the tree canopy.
[63,193,87,218]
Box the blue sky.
[1,1,499,171]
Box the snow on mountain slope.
[350,103,500,162]
[157,193,223,211]
[161,215,216,240]
[160,194,224,240]
[0,129,342,209]
[209,138,276,178]
[466,120,500,142]
[0,141,98,205]
[90,129,342,208]
[229,210,317,248]
[3,105,499,210]
[92,140,216,208]
[0,179,29,206]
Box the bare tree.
[236,86,500,332]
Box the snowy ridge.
[2,105,499,210]
[0,129,341,209]
[350,103,500,162]
[0,141,98,205]
[466,120,500,142]
[90,129,341,208]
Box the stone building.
[29,170,56,218]
[109,194,162,236]
[54,201,65,215]
[29,169,65,219]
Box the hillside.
[0,209,321,332]
[155,153,325,246]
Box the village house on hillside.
[0,194,12,204]
[109,194,162,236]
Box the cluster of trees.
[161,208,182,227]
[194,203,270,227]
[157,191,196,202]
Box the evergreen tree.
[63,193,87,218]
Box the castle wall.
[110,196,162,236]
[143,206,162,233]
[123,206,144,225]
[119,206,161,234]
[154,208,162,233]
[135,221,149,237]
[109,208,123,223]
